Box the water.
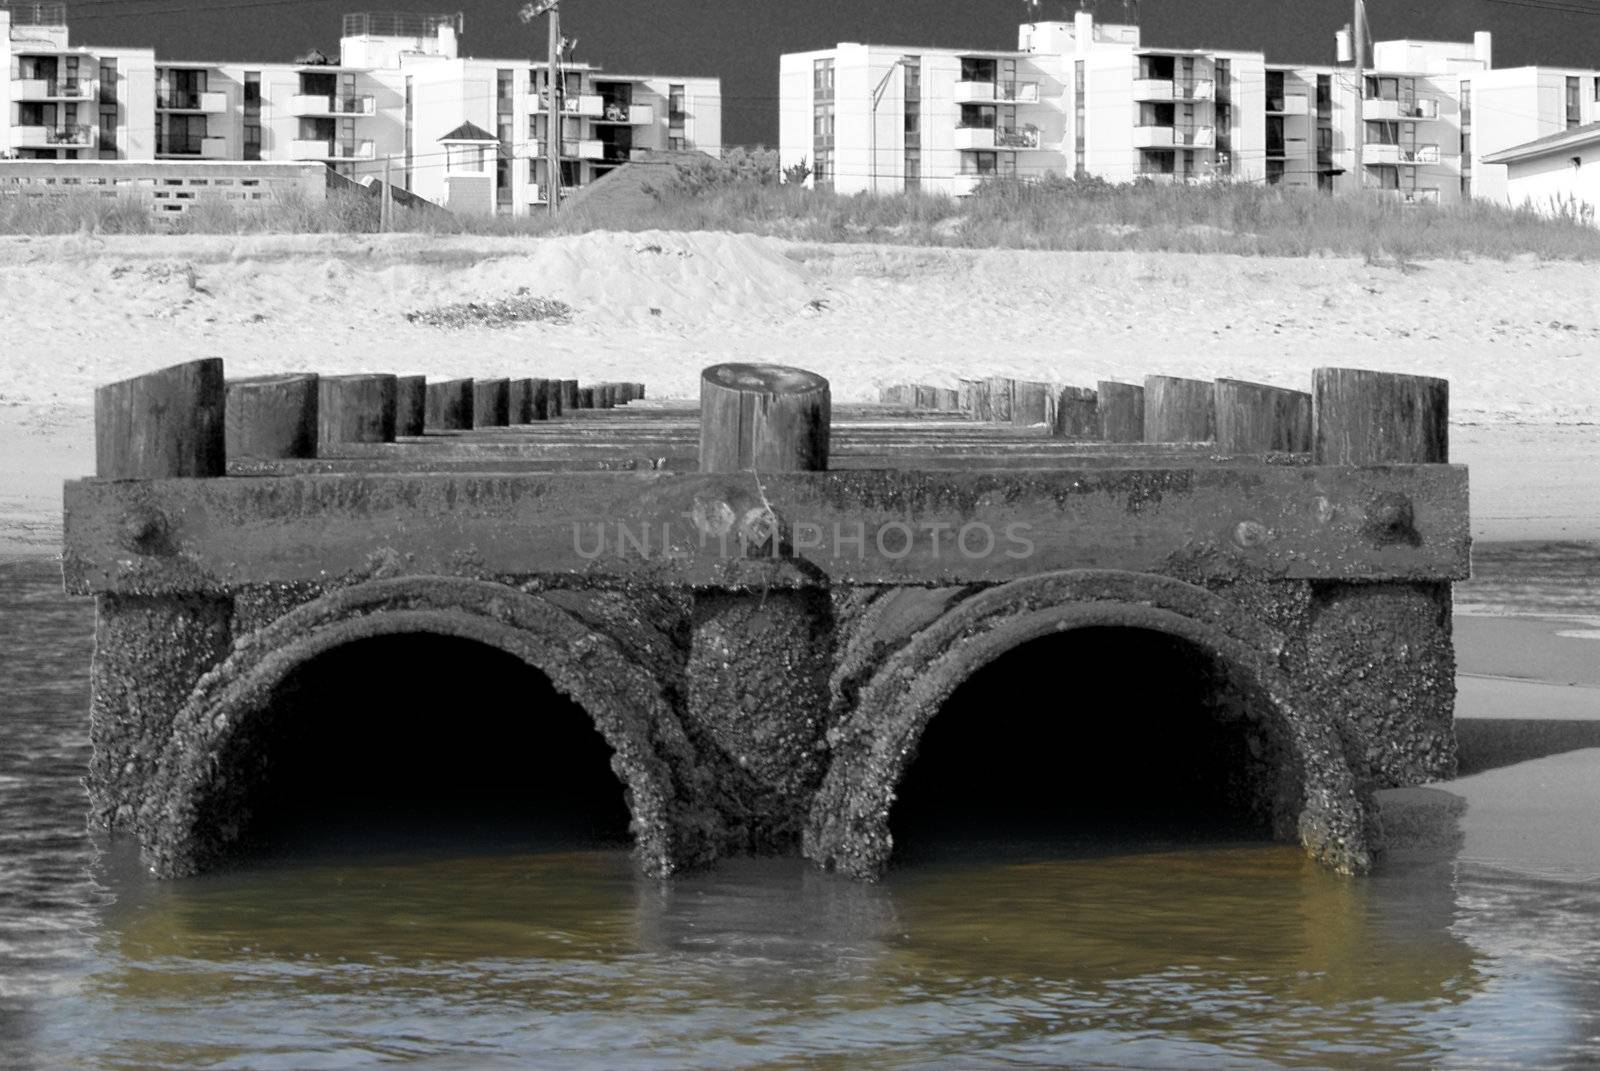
[3,558,1600,1070]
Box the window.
[244,72,261,106]
[1573,155,1584,171]
[668,135,686,150]
[98,58,117,105]
[1074,59,1085,176]
[1266,159,1285,185]
[1460,80,1471,126]
[814,147,834,191]
[1316,74,1332,119]
[668,83,686,123]
[244,123,261,161]
[497,68,514,103]
[98,108,117,153]
[812,59,834,99]
[1214,58,1231,103]
[904,148,920,190]
[1567,76,1581,128]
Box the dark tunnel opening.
[230,633,634,863]
[888,627,1293,867]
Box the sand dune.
[1,229,1597,553]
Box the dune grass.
[5,170,1600,261]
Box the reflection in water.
[3,561,1600,1069]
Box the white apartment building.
[779,10,1592,208]
[3,5,721,215]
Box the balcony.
[560,138,605,159]
[597,101,654,124]
[289,94,376,117]
[1402,98,1439,120]
[157,135,228,158]
[1369,144,1440,165]
[953,125,996,150]
[1176,125,1214,148]
[539,92,604,117]
[1267,94,1309,115]
[13,77,93,100]
[953,80,996,104]
[11,124,92,147]
[996,81,1040,104]
[1373,187,1440,205]
[1175,79,1214,101]
[157,91,228,113]
[330,140,376,160]
[1363,98,1402,120]
[996,126,1042,150]
[1132,78,1174,101]
[1133,124,1175,148]
[289,138,333,159]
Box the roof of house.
[438,121,497,143]
[1483,121,1600,165]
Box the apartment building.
[779,10,1589,207]
[2,5,721,215]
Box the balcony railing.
[1175,79,1214,101]
[1402,98,1439,120]
[539,91,604,117]
[289,94,375,116]
[996,80,1040,104]
[158,91,228,112]
[953,125,996,151]
[13,77,93,100]
[1132,78,1174,101]
[996,126,1042,150]
[1267,93,1309,115]
[560,138,605,159]
[156,134,227,158]
[45,124,92,145]
[953,80,996,104]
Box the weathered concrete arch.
[805,569,1374,880]
[136,576,718,878]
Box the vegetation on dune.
[4,147,1600,261]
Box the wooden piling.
[224,373,318,461]
[473,377,511,427]
[958,379,981,417]
[987,376,1015,423]
[1097,381,1145,443]
[969,379,995,422]
[914,385,939,410]
[424,378,474,431]
[937,388,961,413]
[95,358,226,478]
[1313,368,1448,465]
[560,380,580,412]
[529,378,553,420]
[1012,379,1051,428]
[1144,375,1215,443]
[1214,378,1313,453]
[395,375,427,437]
[507,378,534,424]
[1054,386,1098,439]
[699,362,830,473]
[318,374,397,449]
[578,387,595,408]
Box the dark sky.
[57,0,1600,145]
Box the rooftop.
[1482,120,1600,164]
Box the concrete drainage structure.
[64,362,1468,879]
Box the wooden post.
[914,385,938,410]
[970,379,995,422]
[987,376,1015,423]
[1214,378,1313,453]
[318,374,397,450]
[1144,375,1215,443]
[699,362,831,473]
[529,378,552,420]
[937,387,960,412]
[632,382,646,400]
[225,373,318,460]
[425,377,474,431]
[1011,379,1050,428]
[578,387,595,408]
[1313,368,1449,465]
[1054,386,1098,439]
[508,377,535,424]
[958,378,981,417]
[1097,381,1145,443]
[560,380,580,411]
[95,358,226,478]
[395,375,426,437]
[595,384,616,409]
[473,377,511,427]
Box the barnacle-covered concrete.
[67,463,1467,880]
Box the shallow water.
[3,557,1599,1070]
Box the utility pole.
[1352,0,1367,191]
[520,0,563,216]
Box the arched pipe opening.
[137,579,712,879]
[888,625,1302,868]
[806,577,1373,881]
[229,633,635,862]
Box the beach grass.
[5,166,1600,261]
